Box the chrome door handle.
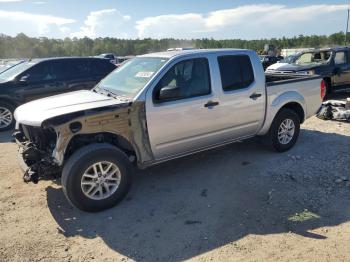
[249,93,262,100]
[204,101,219,108]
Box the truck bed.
[266,73,321,87]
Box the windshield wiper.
[94,87,130,101]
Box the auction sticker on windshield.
[135,71,154,78]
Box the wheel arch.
[0,97,18,108]
[64,132,137,165]
[257,92,305,136]
[278,102,305,123]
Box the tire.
[61,143,133,212]
[266,108,300,152]
[0,101,15,131]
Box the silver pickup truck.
[14,49,324,212]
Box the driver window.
[154,58,211,102]
[23,62,56,82]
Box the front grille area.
[20,124,57,150]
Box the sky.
[0,0,349,39]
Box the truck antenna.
[345,9,349,45]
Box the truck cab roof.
[139,48,252,59]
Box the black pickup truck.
[265,46,350,94]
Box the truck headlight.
[297,70,315,75]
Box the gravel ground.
[0,93,349,262]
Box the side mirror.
[19,75,29,84]
[159,86,181,100]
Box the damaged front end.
[14,124,60,183]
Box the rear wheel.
[266,109,300,152]
[61,143,133,212]
[0,102,15,131]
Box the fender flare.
[257,91,306,136]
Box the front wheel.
[61,144,133,212]
[266,109,300,152]
[0,102,15,131]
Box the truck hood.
[14,90,129,126]
[266,62,289,71]
[267,63,320,72]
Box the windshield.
[280,55,298,63]
[292,51,332,66]
[0,61,35,81]
[259,56,266,62]
[96,57,168,97]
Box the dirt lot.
[0,93,350,262]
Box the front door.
[333,51,350,89]
[16,61,67,102]
[146,57,223,159]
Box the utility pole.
[346,9,349,45]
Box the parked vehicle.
[0,57,116,131]
[0,60,26,74]
[260,55,279,70]
[265,54,300,72]
[14,49,324,212]
[265,46,350,94]
[278,54,300,64]
[98,53,117,64]
[115,56,134,67]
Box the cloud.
[0,10,75,36]
[136,4,350,39]
[71,9,131,38]
[0,0,22,2]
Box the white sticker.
[135,71,154,78]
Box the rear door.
[213,54,266,138]
[64,59,96,91]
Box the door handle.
[204,101,219,108]
[249,93,262,100]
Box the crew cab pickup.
[13,49,324,212]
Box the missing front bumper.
[14,131,60,184]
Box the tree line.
[0,32,348,59]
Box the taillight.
[320,80,326,100]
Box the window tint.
[218,55,254,91]
[24,61,56,82]
[154,58,211,102]
[49,60,68,80]
[334,52,346,65]
[91,59,116,76]
[65,59,91,78]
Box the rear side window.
[218,55,254,91]
[334,52,347,65]
[91,59,116,76]
[49,60,68,80]
[65,59,91,78]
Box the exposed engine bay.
[14,100,154,184]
